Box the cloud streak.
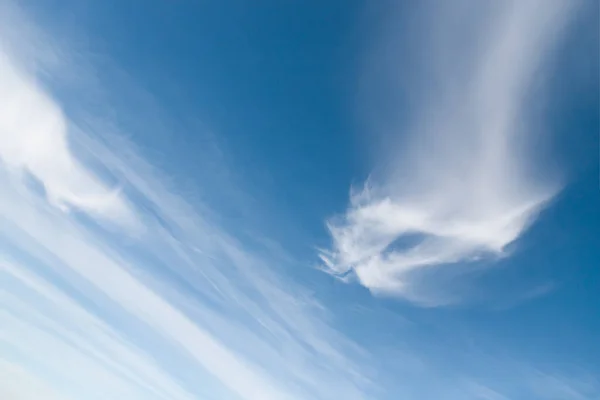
[1,2,596,400]
[0,3,371,399]
[321,0,580,303]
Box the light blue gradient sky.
[1,1,599,399]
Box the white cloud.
[2,260,199,400]
[2,3,595,400]
[0,50,138,228]
[0,3,371,400]
[321,0,580,302]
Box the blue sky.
[0,1,598,399]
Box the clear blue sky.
[1,1,598,399]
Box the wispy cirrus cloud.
[0,45,137,228]
[320,0,581,304]
[2,2,597,400]
[0,2,371,399]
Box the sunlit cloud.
[321,0,581,303]
[0,48,137,228]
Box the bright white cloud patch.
[0,51,137,227]
[321,0,579,302]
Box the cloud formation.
[0,3,370,399]
[321,0,580,302]
[1,2,597,399]
[0,48,136,228]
